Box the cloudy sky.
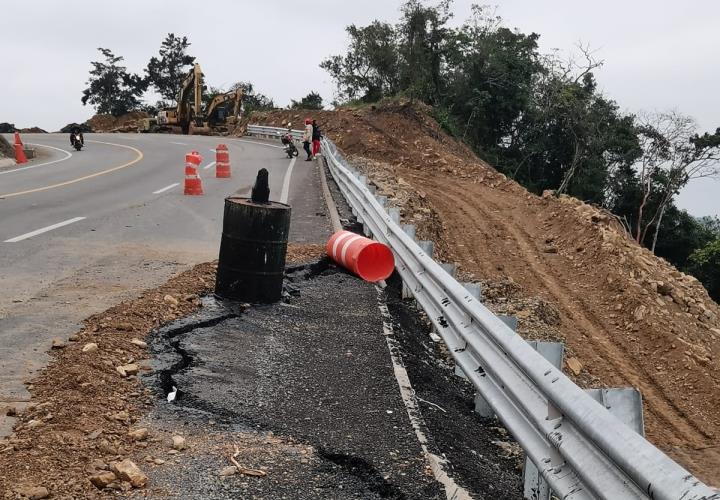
[1,0,718,216]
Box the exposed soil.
[86,112,150,133]
[0,135,14,158]
[251,103,720,486]
[0,244,326,499]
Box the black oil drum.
[215,197,291,303]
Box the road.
[0,132,330,432]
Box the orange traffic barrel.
[326,230,395,282]
[216,144,231,178]
[184,151,203,195]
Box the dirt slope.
[251,103,720,485]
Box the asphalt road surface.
[0,132,330,433]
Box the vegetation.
[322,1,720,300]
[81,48,146,116]
[145,34,196,106]
[81,35,274,119]
[291,91,324,110]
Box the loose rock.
[171,435,186,450]
[89,471,117,489]
[82,343,99,353]
[111,459,148,488]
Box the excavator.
[138,63,242,134]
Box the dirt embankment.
[0,135,14,158]
[251,103,720,486]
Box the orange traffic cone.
[184,151,204,195]
[215,144,231,178]
[14,143,28,164]
[14,132,23,146]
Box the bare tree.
[633,111,720,251]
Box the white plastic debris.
[167,386,177,402]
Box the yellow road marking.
[0,140,144,199]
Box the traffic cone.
[14,143,28,164]
[215,144,231,178]
[184,151,204,195]
[14,132,23,147]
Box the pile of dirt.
[0,135,14,158]
[251,102,720,485]
[86,112,149,133]
[59,122,93,134]
[0,244,326,498]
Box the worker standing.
[303,118,313,161]
[311,119,322,159]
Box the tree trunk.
[651,203,667,253]
[557,140,582,196]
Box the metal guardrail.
[243,124,719,499]
[246,124,304,141]
[319,137,719,500]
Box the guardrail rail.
[246,124,720,500]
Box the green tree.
[229,81,274,114]
[398,0,453,103]
[687,239,720,302]
[320,21,400,102]
[81,48,146,116]
[146,33,195,104]
[291,91,324,110]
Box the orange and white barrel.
[184,151,204,195]
[215,144,231,178]
[326,230,395,282]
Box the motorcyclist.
[69,126,84,147]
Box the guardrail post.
[388,207,401,226]
[376,195,388,208]
[440,262,456,277]
[454,281,484,380]
[498,315,518,331]
[401,225,417,300]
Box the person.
[302,118,313,161]
[311,119,322,159]
[69,125,84,147]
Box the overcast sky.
[1,0,718,216]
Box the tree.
[397,0,453,103]
[81,48,146,116]
[229,81,274,114]
[320,21,400,102]
[631,112,720,251]
[146,34,195,104]
[291,91,324,110]
[687,239,720,302]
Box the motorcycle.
[280,130,298,159]
[72,134,83,151]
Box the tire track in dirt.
[417,176,710,451]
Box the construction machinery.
[138,62,242,135]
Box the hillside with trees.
[321,0,720,300]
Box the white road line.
[279,157,297,204]
[4,217,86,243]
[0,144,73,176]
[153,182,180,194]
[203,161,217,171]
[233,138,285,149]
[170,141,188,146]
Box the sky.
[1,0,718,216]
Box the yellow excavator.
[203,88,243,133]
[139,63,242,134]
